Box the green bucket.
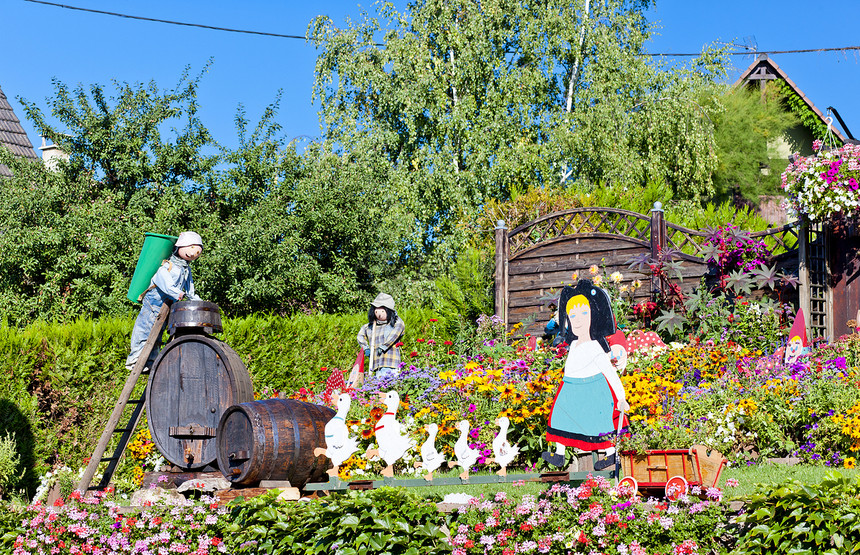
[127,232,178,303]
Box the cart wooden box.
[619,445,726,499]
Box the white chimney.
[39,136,69,172]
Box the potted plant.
[782,141,860,229]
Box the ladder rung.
[100,456,120,462]
[114,428,134,434]
[127,399,144,404]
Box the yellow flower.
[571,272,579,281]
[845,457,857,469]
[632,279,642,288]
[589,265,599,275]
[593,275,603,286]
[610,271,623,283]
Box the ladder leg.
[77,303,170,492]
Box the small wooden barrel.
[168,300,223,335]
[146,335,253,470]
[216,399,334,487]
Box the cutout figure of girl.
[542,280,629,470]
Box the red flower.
[320,367,328,372]
[53,498,64,507]
[211,538,223,546]
[577,487,592,499]
[448,351,456,355]
[519,523,532,531]
[474,522,485,532]
[429,318,438,322]
[417,338,426,343]
[464,540,474,548]
[444,340,453,346]
[395,341,404,347]
[410,351,419,357]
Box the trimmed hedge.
[0,308,449,496]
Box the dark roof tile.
[0,82,38,177]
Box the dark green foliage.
[431,248,494,338]
[223,487,450,555]
[735,471,860,554]
[0,310,449,492]
[709,83,800,202]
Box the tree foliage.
[310,0,729,256]
[0,73,410,324]
[709,82,800,202]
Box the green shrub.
[224,487,450,555]
[0,309,451,493]
[0,432,22,499]
[735,470,860,554]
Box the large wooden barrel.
[216,399,334,487]
[146,335,253,470]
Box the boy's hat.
[607,329,629,352]
[788,308,808,346]
[176,231,203,250]
[371,292,395,310]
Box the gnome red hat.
[607,330,629,351]
[627,330,665,354]
[787,309,808,347]
[324,368,346,404]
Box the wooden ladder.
[77,304,170,492]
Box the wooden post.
[649,202,666,302]
[798,223,811,340]
[494,220,508,326]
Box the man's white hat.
[176,231,203,250]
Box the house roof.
[0,83,38,177]
[733,54,847,143]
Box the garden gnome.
[541,280,629,471]
[784,308,809,365]
[125,231,202,371]
[357,293,405,380]
[607,329,629,372]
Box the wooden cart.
[618,444,727,500]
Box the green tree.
[309,0,728,257]
[709,82,800,203]
[19,66,218,201]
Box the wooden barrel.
[168,300,223,336]
[216,399,334,487]
[146,335,253,470]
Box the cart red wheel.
[618,476,638,497]
[665,476,688,501]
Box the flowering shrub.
[703,224,772,277]
[782,142,860,223]
[453,475,732,555]
[7,489,228,554]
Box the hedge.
[0,308,449,496]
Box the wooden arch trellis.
[492,204,838,340]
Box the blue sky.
[1,0,858,154]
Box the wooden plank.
[508,250,651,276]
[513,237,648,260]
[509,273,651,295]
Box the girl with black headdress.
[541,280,629,469]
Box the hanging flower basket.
[782,142,860,226]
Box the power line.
[20,0,860,58]
[23,0,310,40]
[649,46,860,57]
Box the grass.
[720,462,860,500]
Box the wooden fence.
[494,203,806,338]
